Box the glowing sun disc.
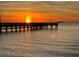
[25,17,31,23]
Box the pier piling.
[15,26,17,32]
[11,26,13,32]
[0,26,1,33]
[19,26,21,32]
[23,26,25,31]
[55,23,58,30]
[5,26,8,32]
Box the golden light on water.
[25,16,31,23]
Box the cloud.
[0,1,79,22]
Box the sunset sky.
[0,1,79,23]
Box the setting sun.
[25,17,31,23]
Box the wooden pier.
[0,22,58,33]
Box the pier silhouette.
[0,22,58,33]
[0,15,58,33]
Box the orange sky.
[0,1,79,23]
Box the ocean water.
[0,23,79,57]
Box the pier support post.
[44,25,48,30]
[32,26,35,30]
[11,26,13,32]
[15,26,17,32]
[50,25,53,30]
[5,26,8,32]
[39,26,41,30]
[19,26,21,32]
[23,26,25,31]
[33,26,35,30]
[37,26,39,30]
[55,23,58,30]
[30,26,33,30]
[41,26,43,30]
[27,26,29,31]
[0,26,1,33]
[36,26,38,30]
[39,26,43,30]
[33,26,36,30]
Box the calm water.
[0,23,79,57]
